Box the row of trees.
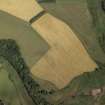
[0,39,54,105]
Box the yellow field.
[31,2,97,88]
[0,0,43,21]
[0,0,97,89]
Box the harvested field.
[31,2,97,88]
[0,0,97,89]
[40,0,105,64]
[1,0,105,104]
[0,0,43,21]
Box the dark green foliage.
[57,66,105,105]
[0,39,53,105]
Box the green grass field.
[38,0,105,104]
[40,0,105,64]
[87,0,105,53]
[0,10,49,68]
[0,39,58,105]
[0,0,105,105]
[0,57,34,105]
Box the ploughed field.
[0,0,105,105]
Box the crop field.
[40,0,105,64]
[31,0,97,89]
[0,0,105,105]
[0,10,49,68]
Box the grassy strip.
[0,39,54,105]
[87,0,105,53]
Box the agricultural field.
[0,10,49,68]
[0,0,44,21]
[0,0,105,105]
[31,0,97,89]
[34,0,105,104]
[39,0,105,64]
[0,0,97,89]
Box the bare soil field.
[0,57,34,105]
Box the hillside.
[0,39,58,105]
[0,0,105,105]
[39,0,105,64]
[0,57,34,105]
[0,10,49,68]
[31,0,97,89]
